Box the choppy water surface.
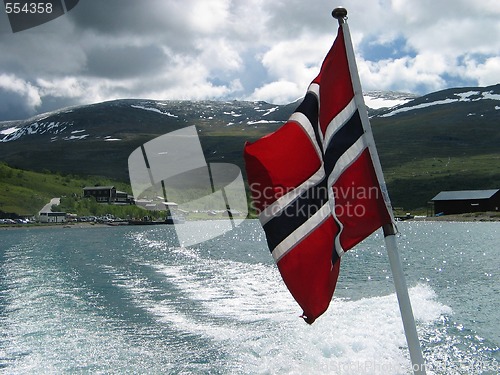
[0,221,498,374]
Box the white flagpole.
[332,7,427,375]
[383,224,427,375]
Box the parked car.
[0,219,17,224]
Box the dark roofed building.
[431,189,500,215]
[84,186,117,203]
[83,186,134,204]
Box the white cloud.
[248,34,333,103]
[0,74,41,109]
[197,38,243,72]
[463,56,500,87]
[0,0,499,119]
[249,81,301,104]
[185,0,231,34]
[358,52,452,93]
[261,37,327,80]
[37,77,87,98]
[359,56,446,94]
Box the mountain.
[0,99,294,180]
[370,84,500,208]
[1,85,499,210]
[364,91,418,111]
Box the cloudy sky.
[1,0,499,120]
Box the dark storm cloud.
[67,0,210,53]
[85,44,168,79]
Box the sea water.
[0,221,498,374]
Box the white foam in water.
[228,284,450,375]
[126,235,456,374]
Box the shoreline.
[1,212,500,231]
[409,212,500,222]
[0,222,113,230]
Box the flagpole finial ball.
[332,7,347,20]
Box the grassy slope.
[0,163,132,216]
[199,115,500,212]
[371,103,500,211]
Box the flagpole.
[383,224,426,375]
[332,7,427,375]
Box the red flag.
[244,26,393,324]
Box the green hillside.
[0,162,247,219]
[371,91,500,210]
[0,163,132,216]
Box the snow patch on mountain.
[262,106,279,116]
[64,134,89,141]
[247,120,282,125]
[364,91,417,109]
[0,121,74,142]
[131,105,178,117]
[381,89,500,117]
[0,126,19,135]
[223,111,243,117]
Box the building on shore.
[83,186,134,204]
[39,212,67,223]
[431,189,500,215]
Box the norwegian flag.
[244,25,394,324]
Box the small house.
[39,212,67,223]
[83,186,134,204]
[431,189,500,215]
[83,186,117,203]
[115,190,135,204]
